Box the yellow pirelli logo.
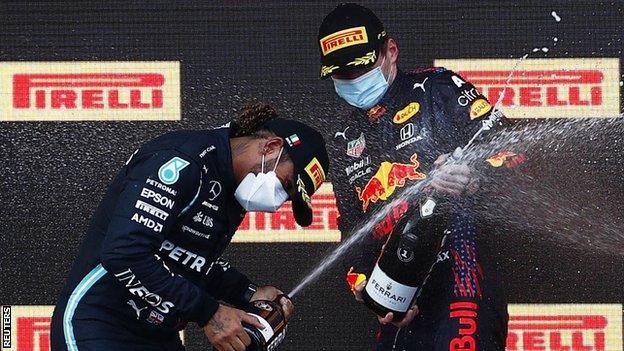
[304,157,326,191]
[506,304,622,351]
[0,61,180,121]
[320,26,368,56]
[435,58,620,118]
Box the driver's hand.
[378,306,419,328]
[203,304,264,351]
[430,153,479,197]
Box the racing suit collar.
[358,68,407,115]
[214,127,237,193]
[359,68,406,119]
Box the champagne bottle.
[362,197,445,320]
[242,296,289,351]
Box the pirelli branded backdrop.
[0,1,623,351]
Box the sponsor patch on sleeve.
[158,157,190,185]
[470,98,492,120]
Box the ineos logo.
[400,123,415,141]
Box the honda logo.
[400,123,415,141]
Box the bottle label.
[247,313,274,342]
[365,265,418,312]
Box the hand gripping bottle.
[243,295,289,351]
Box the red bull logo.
[373,199,409,239]
[346,270,367,291]
[367,104,387,122]
[355,154,426,212]
[485,151,526,169]
[449,302,479,351]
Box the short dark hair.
[231,102,291,162]
[231,102,278,138]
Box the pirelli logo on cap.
[320,26,368,56]
[435,58,620,118]
[506,303,623,351]
[0,61,180,121]
[304,157,326,191]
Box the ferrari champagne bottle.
[362,197,444,320]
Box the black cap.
[262,118,329,227]
[318,3,387,79]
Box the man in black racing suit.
[50,103,330,351]
[318,4,526,350]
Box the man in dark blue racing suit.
[318,4,526,350]
[50,103,330,351]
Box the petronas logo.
[158,157,190,185]
[347,51,377,67]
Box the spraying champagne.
[361,148,464,320]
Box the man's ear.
[262,136,284,155]
[386,38,399,64]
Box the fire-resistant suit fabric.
[51,126,253,351]
[332,67,523,350]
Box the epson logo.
[140,188,175,209]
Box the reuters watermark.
[435,58,620,118]
[2,306,10,349]
[1,305,52,351]
[0,61,180,121]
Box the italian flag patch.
[286,134,301,147]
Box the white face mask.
[234,147,289,212]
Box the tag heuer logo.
[346,132,366,158]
